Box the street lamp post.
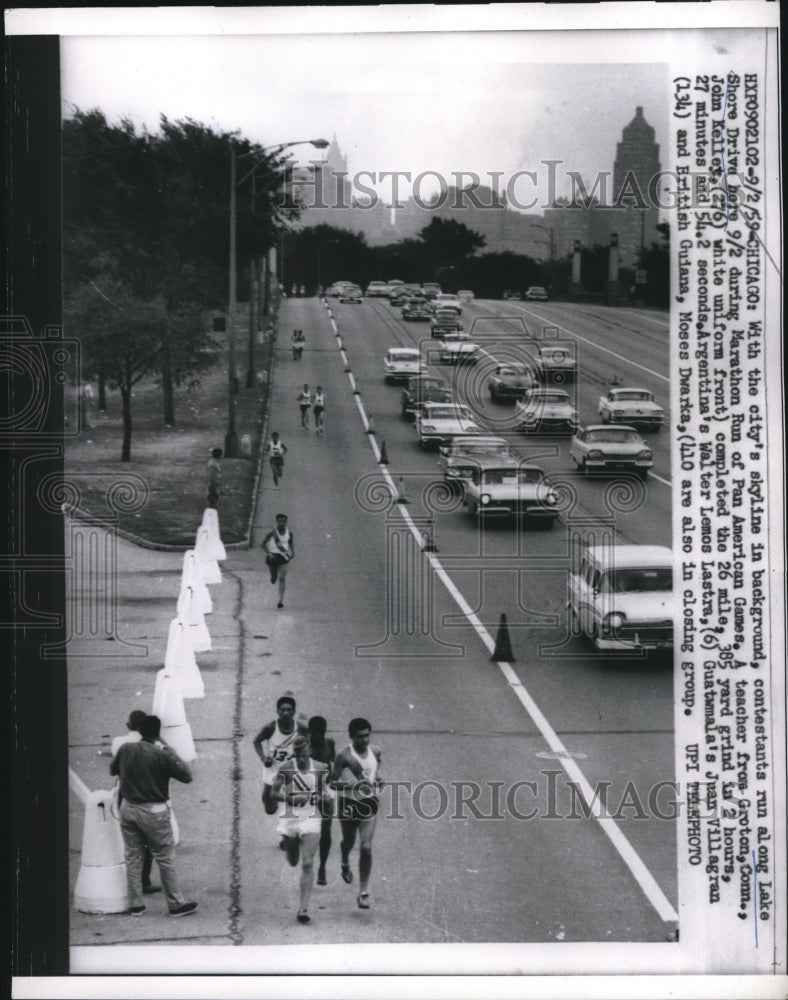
[225,137,328,456]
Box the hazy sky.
[61,26,671,211]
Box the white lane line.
[326,302,678,925]
[505,304,669,383]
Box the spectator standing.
[111,710,160,896]
[207,448,222,508]
[109,714,198,917]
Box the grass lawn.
[64,310,272,547]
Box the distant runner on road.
[297,384,312,429]
[313,386,326,436]
[265,432,287,488]
[331,717,383,909]
[261,513,294,609]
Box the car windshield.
[429,406,468,420]
[499,365,526,376]
[483,468,543,485]
[602,568,673,593]
[533,393,568,404]
[391,352,419,361]
[588,429,641,443]
[615,391,652,401]
[420,380,446,391]
[457,443,508,457]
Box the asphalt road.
[68,293,677,970]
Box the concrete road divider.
[152,668,197,762]
[195,527,222,585]
[176,584,212,653]
[182,550,212,615]
[72,781,130,914]
[200,508,227,561]
[164,617,205,700]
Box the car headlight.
[422,424,436,433]
[447,468,460,477]
[481,493,491,505]
[588,449,603,459]
[604,612,626,633]
[638,449,652,460]
[545,491,559,506]
[613,409,625,416]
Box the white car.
[598,387,665,430]
[437,332,481,365]
[524,286,549,301]
[438,435,513,486]
[515,388,578,433]
[365,281,390,298]
[569,424,653,478]
[415,402,481,449]
[464,459,559,526]
[383,347,425,384]
[457,289,475,302]
[433,293,463,314]
[339,285,363,303]
[488,363,539,402]
[568,544,673,652]
[535,343,576,383]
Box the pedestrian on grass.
[261,513,294,609]
[266,432,287,488]
[207,448,222,508]
[109,714,198,918]
[297,384,312,429]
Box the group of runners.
[252,696,383,924]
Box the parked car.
[463,459,559,526]
[488,363,539,402]
[401,375,452,421]
[514,388,578,433]
[365,281,390,298]
[415,402,480,449]
[339,285,363,303]
[568,544,674,652]
[524,286,549,301]
[402,297,432,321]
[422,282,442,299]
[503,289,523,300]
[430,309,464,337]
[535,343,576,383]
[569,424,653,478]
[457,289,475,302]
[438,335,481,366]
[598,387,665,430]
[438,435,513,487]
[383,347,425,384]
[433,293,463,314]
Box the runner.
[271,733,330,924]
[331,717,383,909]
[252,695,308,824]
[265,432,287,488]
[296,384,312,429]
[313,386,326,436]
[307,716,336,885]
[261,513,294,609]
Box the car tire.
[600,411,609,423]
[638,468,649,481]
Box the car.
[401,375,452,421]
[430,309,464,337]
[433,293,463,314]
[524,286,549,301]
[402,297,432,321]
[457,289,475,302]
[387,279,405,291]
[535,343,576,383]
[488,363,539,402]
[569,424,653,478]
[389,288,410,307]
[339,285,363,303]
[503,289,523,300]
[365,281,390,298]
[568,544,673,652]
[598,387,665,430]
[415,402,481,449]
[383,347,425,384]
[422,282,442,299]
[437,332,481,365]
[463,459,559,526]
[514,388,578,433]
[438,435,514,487]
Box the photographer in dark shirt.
[110,714,198,917]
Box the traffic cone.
[176,584,211,653]
[200,508,227,561]
[490,613,515,662]
[164,617,204,699]
[73,788,130,914]
[379,440,389,465]
[182,550,212,615]
[396,476,409,504]
[152,668,196,761]
[195,527,222,585]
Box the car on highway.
[415,402,481,449]
[568,544,674,652]
[457,289,475,302]
[437,332,481,365]
[339,284,363,303]
[433,293,463,314]
[503,289,523,300]
[383,347,425,384]
[514,388,579,433]
[535,343,576,383]
[524,286,549,301]
[402,297,432,321]
[463,459,560,527]
[598,387,665,430]
[422,282,442,299]
[400,374,452,421]
[430,309,464,337]
[389,288,410,307]
[488,363,539,402]
[438,435,513,487]
[569,424,653,478]
[365,280,390,298]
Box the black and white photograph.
[5,4,784,998]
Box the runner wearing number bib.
[252,696,308,820]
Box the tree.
[417,217,486,270]
[282,224,372,293]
